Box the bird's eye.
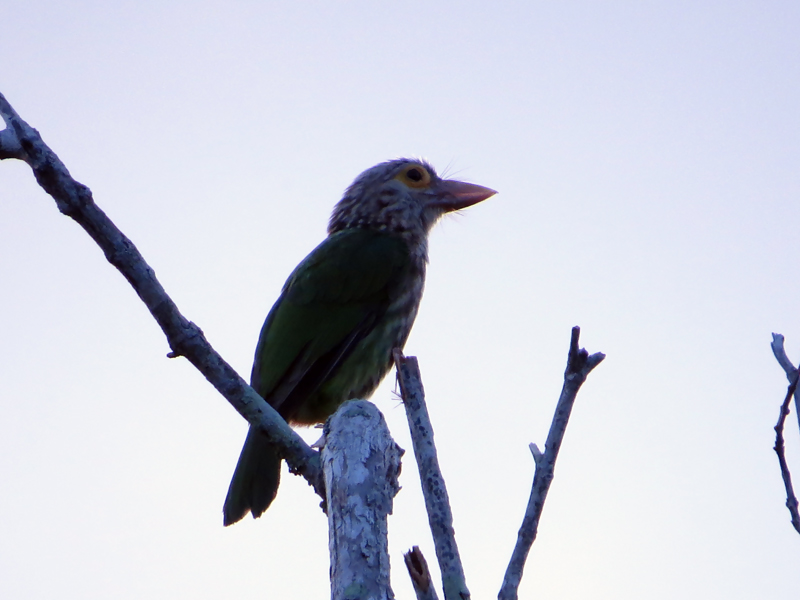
[397,164,431,188]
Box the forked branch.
[498,326,605,600]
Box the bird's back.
[251,227,425,424]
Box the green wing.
[250,228,410,421]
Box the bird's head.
[328,159,496,240]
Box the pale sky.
[2,2,799,599]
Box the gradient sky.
[2,2,799,598]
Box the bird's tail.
[223,426,281,526]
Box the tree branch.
[394,350,470,600]
[323,400,402,600]
[498,326,605,600]
[771,333,800,435]
[769,333,800,535]
[404,546,440,600]
[0,90,325,503]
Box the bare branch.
[771,334,796,377]
[771,333,800,433]
[498,326,605,600]
[323,400,402,600]
[0,121,25,159]
[774,376,800,534]
[404,546,440,600]
[770,334,800,535]
[0,96,29,160]
[394,350,470,600]
[0,90,325,502]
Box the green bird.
[223,158,496,526]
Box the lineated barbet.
[223,158,496,526]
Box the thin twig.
[771,333,800,436]
[0,90,325,502]
[770,334,800,535]
[498,326,605,600]
[394,350,470,600]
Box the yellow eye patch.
[395,164,432,189]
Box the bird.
[223,158,496,526]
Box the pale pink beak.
[432,179,497,211]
